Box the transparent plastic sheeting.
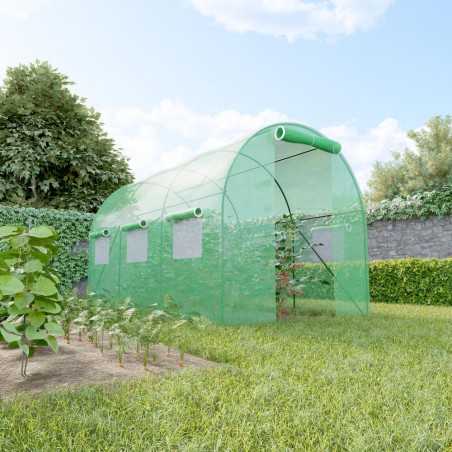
[88,123,369,324]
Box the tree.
[0,60,134,212]
[366,115,452,203]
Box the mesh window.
[311,225,345,262]
[94,236,110,265]
[127,228,148,263]
[173,218,202,259]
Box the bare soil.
[0,335,218,400]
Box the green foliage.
[366,115,452,202]
[0,205,93,292]
[275,214,330,315]
[367,183,452,223]
[0,304,450,450]
[369,258,452,306]
[60,291,206,368]
[0,225,64,371]
[0,60,134,212]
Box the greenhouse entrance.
[88,122,370,324]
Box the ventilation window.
[173,218,203,259]
[94,236,110,265]
[126,228,148,263]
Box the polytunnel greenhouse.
[88,122,369,324]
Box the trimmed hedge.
[0,205,94,292]
[369,258,452,306]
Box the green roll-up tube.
[89,229,110,239]
[164,207,203,222]
[120,219,148,232]
[274,126,341,154]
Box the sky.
[0,0,451,191]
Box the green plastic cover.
[88,122,369,323]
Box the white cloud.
[101,100,413,192]
[101,100,289,181]
[0,0,52,19]
[322,118,414,189]
[187,0,394,42]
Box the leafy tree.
[366,115,452,202]
[0,60,134,212]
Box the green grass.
[1,303,451,451]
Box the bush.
[0,205,93,292]
[366,184,452,224]
[369,258,452,306]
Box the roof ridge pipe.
[274,125,341,155]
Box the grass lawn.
[1,303,451,451]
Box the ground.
[1,334,217,400]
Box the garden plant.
[0,224,64,375]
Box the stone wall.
[367,215,452,261]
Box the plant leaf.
[1,321,20,335]
[46,335,59,352]
[34,299,61,314]
[0,275,25,295]
[29,311,46,328]
[18,342,29,355]
[10,234,29,248]
[0,226,17,237]
[44,321,64,335]
[25,325,48,341]
[14,292,34,309]
[30,277,57,296]
[23,259,44,273]
[29,226,55,238]
[7,303,31,315]
[0,326,21,343]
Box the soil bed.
[1,335,217,400]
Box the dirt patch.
[0,335,218,400]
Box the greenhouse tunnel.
[88,122,370,324]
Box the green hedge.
[369,258,452,306]
[0,205,94,292]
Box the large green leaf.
[25,325,48,341]
[14,292,34,309]
[42,267,61,285]
[29,311,46,328]
[30,246,52,264]
[0,226,17,237]
[34,299,61,314]
[10,234,29,248]
[23,259,44,274]
[0,326,21,343]
[29,226,55,238]
[0,275,25,295]
[44,321,64,336]
[30,277,57,296]
[18,342,29,356]
[46,335,59,352]
[1,321,20,335]
[8,303,31,315]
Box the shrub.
[366,184,452,224]
[369,258,452,306]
